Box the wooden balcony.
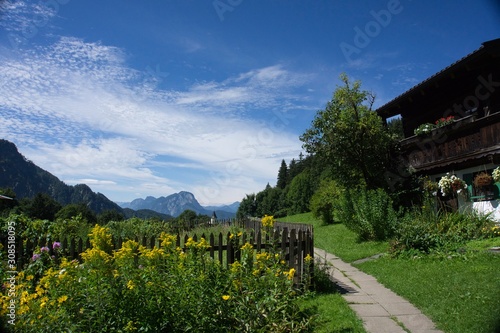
[401,112,500,172]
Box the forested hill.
[0,139,122,214]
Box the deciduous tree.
[300,74,393,189]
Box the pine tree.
[276,159,288,189]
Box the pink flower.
[40,246,49,253]
[52,242,61,250]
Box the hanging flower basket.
[438,173,467,196]
[493,167,500,183]
[473,172,493,188]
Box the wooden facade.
[401,112,500,174]
[377,38,500,175]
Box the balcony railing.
[401,112,500,171]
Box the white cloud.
[0,1,57,33]
[0,37,310,204]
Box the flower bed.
[1,224,314,332]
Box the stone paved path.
[314,248,444,333]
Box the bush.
[392,202,498,255]
[1,225,314,332]
[310,179,343,225]
[337,188,398,241]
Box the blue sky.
[0,1,499,205]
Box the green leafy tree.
[310,179,343,225]
[26,193,62,220]
[286,170,315,215]
[0,188,18,215]
[97,209,125,225]
[255,184,286,217]
[55,203,97,224]
[276,160,288,189]
[300,73,394,190]
[237,193,257,219]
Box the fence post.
[289,229,297,270]
[69,238,76,260]
[209,233,215,259]
[281,227,288,260]
[218,233,223,263]
[226,232,233,269]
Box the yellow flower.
[26,275,34,281]
[286,268,296,280]
[142,247,165,260]
[35,286,45,297]
[57,295,68,304]
[125,320,137,332]
[197,237,210,249]
[185,237,196,248]
[222,295,231,301]
[241,242,253,251]
[304,254,313,263]
[160,233,177,248]
[261,215,275,228]
[81,247,112,264]
[88,224,113,252]
[230,261,242,274]
[127,280,135,290]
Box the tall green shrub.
[337,188,398,241]
[310,179,343,225]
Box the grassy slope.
[282,212,500,333]
[280,212,389,262]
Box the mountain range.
[0,139,121,214]
[0,139,238,218]
[118,193,239,218]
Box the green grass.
[301,293,366,333]
[465,237,500,251]
[280,212,388,262]
[356,253,500,333]
[281,212,500,333]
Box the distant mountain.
[122,208,172,220]
[204,201,240,214]
[119,192,238,218]
[0,139,122,214]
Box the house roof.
[376,38,500,118]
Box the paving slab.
[396,314,440,331]
[363,316,407,333]
[381,302,422,315]
[314,248,444,333]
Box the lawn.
[280,212,389,262]
[357,252,500,333]
[282,212,500,333]
[302,293,366,333]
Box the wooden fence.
[6,225,314,283]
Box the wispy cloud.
[0,1,57,33]
[0,36,311,204]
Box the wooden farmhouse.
[376,38,500,220]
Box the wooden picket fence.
[7,224,314,283]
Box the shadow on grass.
[312,260,358,295]
[494,316,500,333]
